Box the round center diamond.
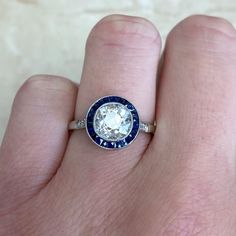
[94,103,133,141]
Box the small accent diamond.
[76,119,86,129]
[139,122,149,132]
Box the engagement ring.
[69,96,156,149]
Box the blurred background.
[0,0,236,142]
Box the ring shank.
[69,119,156,134]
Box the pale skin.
[0,14,236,235]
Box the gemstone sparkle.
[93,103,133,141]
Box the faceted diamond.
[93,103,133,141]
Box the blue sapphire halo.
[69,96,156,150]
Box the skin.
[0,14,236,235]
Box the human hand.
[1,14,236,235]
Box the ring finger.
[64,14,161,176]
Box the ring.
[69,96,156,149]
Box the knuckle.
[16,74,46,98]
[23,74,64,88]
[169,15,236,52]
[183,15,236,38]
[18,74,74,95]
[24,74,46,85]
[14,75,76,106]
[162,213,205,236]
[161,213,203,236]
[159,151,234,235]
[87,14,160,49]
[161,180,217,236]
[20,74,54,91]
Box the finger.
[150,15,236,177]
[65,14,161,176]
[0,75,77,209]
[135,16,236,233]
